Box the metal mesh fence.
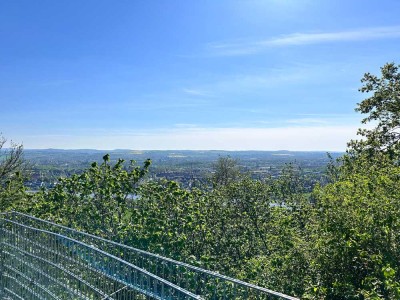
[0,213,202,300]
[0,212,299,300]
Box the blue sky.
[1,0,399,150]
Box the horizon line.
[23,148,345,153]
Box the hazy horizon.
[23,148,344,153]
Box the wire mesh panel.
[0,214,202,300]
[2,212,299,300]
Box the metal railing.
[0,213,202,300]
[0,212,299,300]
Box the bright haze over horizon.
[1,0,399,151]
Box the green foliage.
[306,156,400,299]
[211,155,241,186]
[128,179,208,261]
[205,178,274,271]
[193,165,312,296]
[229,170,312,297]
[25,155,151,240]
[348,62,400,159]
[0,134,28,211]
[0,171,28,211]
[17,148,400,299]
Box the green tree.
[130,179,208,261]
[0,134,27,211]
[211,156,241,186]
[306,156,400,299]
[27,154,151,240]
[348,62,400,159]
[302,62,400,299]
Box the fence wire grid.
[0,211,299,300]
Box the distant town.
[24,149,342,190]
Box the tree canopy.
[211,155,241,186]
[349,62,400,159]
[0,135,27,211]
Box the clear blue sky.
[1,0,399,150]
